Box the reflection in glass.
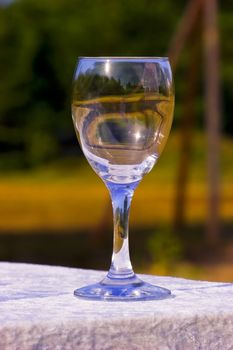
[72,57,174,301]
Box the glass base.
[74,274,171,301]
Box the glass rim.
[78,56,169,61]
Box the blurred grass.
[0,131,232,233]
[148,262,233,283]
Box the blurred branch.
[168,0,202,70]
[170,0,221,244]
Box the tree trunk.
[203,0,221,244]
[173,31,200,233]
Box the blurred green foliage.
[148,227,183,269]
[0,0,232,169]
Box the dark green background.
[0,0,232,170]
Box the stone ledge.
[0,262,232,349]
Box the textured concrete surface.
[0,262,232,350]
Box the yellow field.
[0,132,232,233]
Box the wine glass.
[72,57,174,301]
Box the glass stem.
[105,180,139,280]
